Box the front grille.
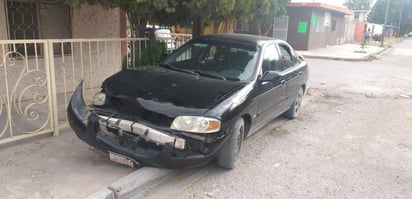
[107,96,173,127]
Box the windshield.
[161,40,259,81]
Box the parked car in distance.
[154,29,175,50]
[408,32,412,37]
[67,33,309,169]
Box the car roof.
[196,33,283,47]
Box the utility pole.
[398,0,403,37]
[381,0,390,47]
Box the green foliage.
[360,38,366,52]
[64,0,291,37]
[248,0,290,35]
[369,0,412,35]
[344,0,370,10]
[122,40,167,70]
[184,0,290,36]
[137,41,167,66]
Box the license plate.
[109,152,135,168]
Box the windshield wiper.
[159,63,198,76]
[192,70,226,80]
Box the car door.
[255,44,286,126]
[278,43,305,107]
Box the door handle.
[261,81,270,86]
[299,71,303,76]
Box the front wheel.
[216,118,245,169]
[284,87,304,119]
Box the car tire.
[284,87,303,119]
[216,118,244,169]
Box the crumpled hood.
[102,67,246,118]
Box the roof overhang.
[286,2,354,15]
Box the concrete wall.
[327,12,347,46]
[287,6,350,50]
[0,0,8,40]
[345,20,357,43]
[308,9,347,49]
[70,5,123,92]
[72,5,121,38]
[286,7,311,50]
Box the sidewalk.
[297,43,386,61]
[0,129,133,199]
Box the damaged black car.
[67,33,309,169]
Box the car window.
[174,45,203,62]
[262,44,281,74]
[278,44,295,68]
[162,40,259,82]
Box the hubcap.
[294,92,302,113]
[234,125,243,156]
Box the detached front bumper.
[67,82,229,168]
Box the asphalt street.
[169,39,412,199]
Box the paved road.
[143,39,412,198]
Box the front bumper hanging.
[67,81,229,168]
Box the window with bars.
[6,0,72,55]
[315,16,325,33]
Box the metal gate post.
[45,40,59,136]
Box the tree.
[344,0,371,10]
[188,0,290,37]
[369,0,412,35]
[248,0,290,36]
[65,0,291,37]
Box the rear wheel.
[216,118,244,169]
[284,87,303,119]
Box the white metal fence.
[0,35,192,145]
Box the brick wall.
[72,5,121,38]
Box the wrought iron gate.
[273,16,289,41]
[0,35,192,145]
[0,40,56,144]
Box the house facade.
[0,0,131,144]
[0,0,126,40]
[286,2,353,50]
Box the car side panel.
[283,62,306,106]
[255,78,286,126]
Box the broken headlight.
[92,92,106,106]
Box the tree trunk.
[214,21,220,33]
[193,16,204,38]
[249,19,262,35]
[261,23,273,36]
[128,13,148,64]
[128,14,147,38]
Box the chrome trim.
[98,115,186,150]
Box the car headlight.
[170,116,221,133]
[92,92,106,106]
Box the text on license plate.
[109,152,134,168]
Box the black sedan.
[67,33,309,169]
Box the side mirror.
[259,71,282,85]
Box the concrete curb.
[300,54,371,62]
[373,46,391,59]
[299,46,388,62]
[87,167,173,199]
[85,188,114,199]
